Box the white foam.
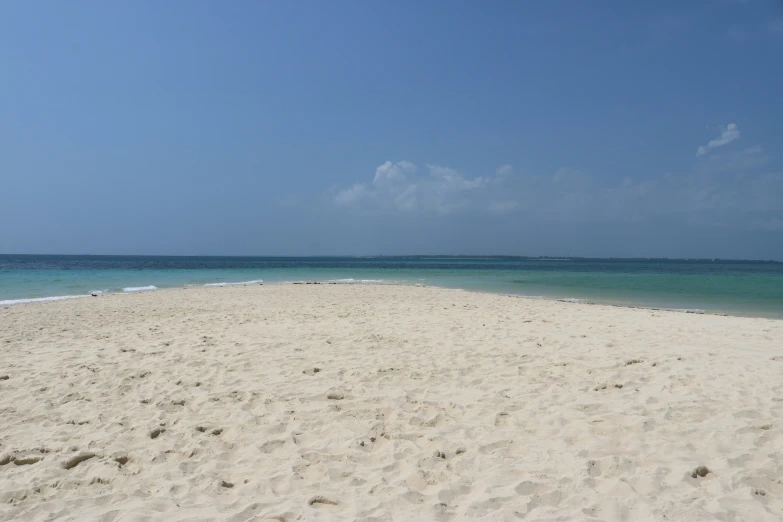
[0,295,87,306]
[673,308,705,314]
[204,279,263,287]
[122,285,158,292]
[327,278,384,284]
[559,298,581,303]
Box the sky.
[1,1,782,259]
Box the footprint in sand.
[63,452,96,470]
[495,412,510,427]
[13,456,43,466]
[689,466,711,479]
[114,456,129,466]
[260,440,286,453]
[308,496,339,507]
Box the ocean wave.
[204,279,263,287]
[0,295,87,306]
[671,308,705,314]
[559,298,581,303]
[122,285,158,292]
[326,278,384,283]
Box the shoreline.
[2,278,780,321]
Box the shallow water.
[1,255,782,318]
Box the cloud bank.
[331,154,781,232]
[334,161,499,215]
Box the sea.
[1,255,782,318]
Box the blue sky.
[1,1,781,259]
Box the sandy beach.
[1,284,782,521]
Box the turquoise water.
[1,255,782,318]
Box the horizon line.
[1,253,781,263]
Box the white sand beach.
[1,284,782,521]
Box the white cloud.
[697,145,769,173]
[697,123,740,156]
[373,160,416,186]
[427,164,487,189]
[496,164,513,176]
[334,183,369,205]
[493,165,513,185]
[552,167,589,186]
[394,183,418,212]
[334,160,504,214]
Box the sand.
[1,284,782,521]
